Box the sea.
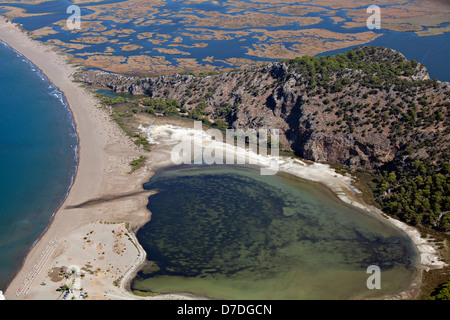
[0,41,78,290]
[0,0,448,296]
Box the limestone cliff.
[75,46,449,170]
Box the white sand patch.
[141,122,448,277]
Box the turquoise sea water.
[0,0,448,297]
[0,42,78,290]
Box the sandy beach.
[137,121,448,300]
[0,16,446,300]
[0,16,156,300]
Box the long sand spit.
[0,16,446,300]
[0,17,155,300]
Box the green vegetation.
[208,119,226,130]
[113,276,123,287]
[129,156,146,173]
[428,279,450,300]
[95,92,152,151]
[179,70,196,76]
[282,47,447,137]
[282,46,425,93]
[141,97,180,116]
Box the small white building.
[0,290,5,300]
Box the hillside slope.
[75,46,450,231]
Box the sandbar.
[0,16,446,300]
[0,16,156,300]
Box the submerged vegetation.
[373,157,450,231]
[85,47,449,299]
[132,165,418,299]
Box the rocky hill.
[76,47,448,169]
[75,46,450,230]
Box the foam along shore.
[139,122,447,298]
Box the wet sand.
[0,16,155,300]
[0,17,446,300]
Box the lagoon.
[131,164,420,299]
[0,41,78,290]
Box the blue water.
[4,0,449,81]
[132,165,419,299]
[0,41,78,291]
[318,28,450,82]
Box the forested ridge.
[81,46,450,232]
[82,46,450,299]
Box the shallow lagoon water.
[132,164,420,299]
[4,0,449,81]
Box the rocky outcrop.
[74,46,449,170]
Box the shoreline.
[0,17,156,300]
[0,16,446,300]
[137,122,448,300]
